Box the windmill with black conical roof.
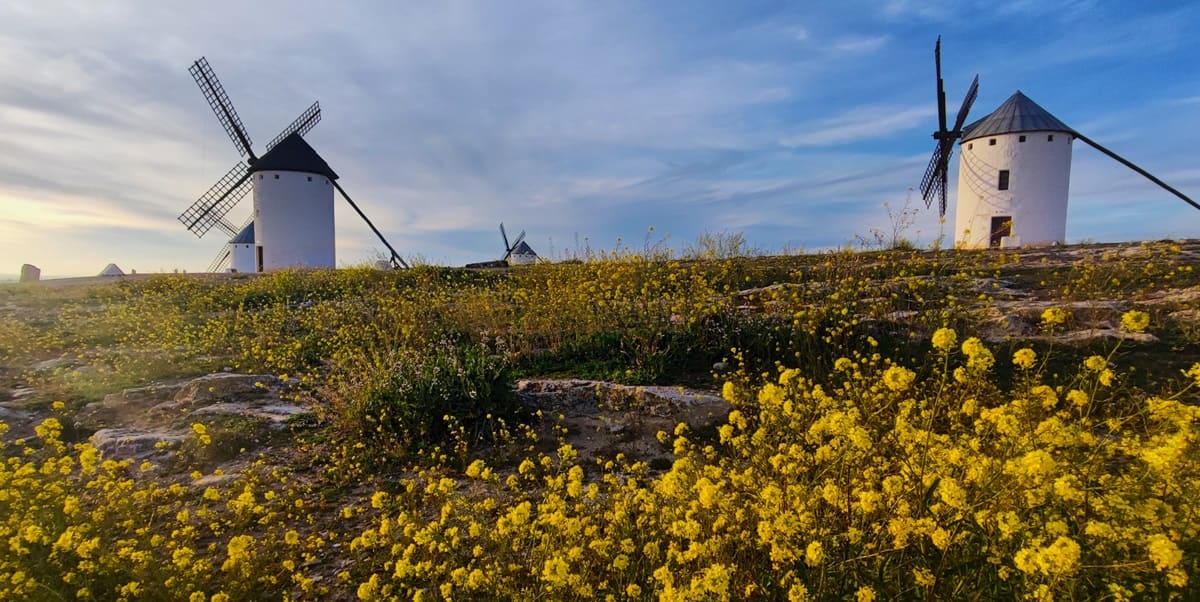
[919,38,1198,249]
[179,57,408,271]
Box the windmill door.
[256,246,264,273]
[989,216,1012,248]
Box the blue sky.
[1,0,1198,276]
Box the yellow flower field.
[1,241,1199,600]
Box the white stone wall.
[253,170,335,270]
[955,130,1072,249]
[229,242,257,273]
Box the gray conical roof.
[960,91,1074,142]
[248,133,338,180]
[511,240,537,256]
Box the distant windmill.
[919,37,1198,249]
[179,57,408,271]
[465,223,540,268]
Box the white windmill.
[919,38,1199,249]
[464,223,540,268]
[179,57,408,271]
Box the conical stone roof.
[961,91,1074,143]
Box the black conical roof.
[961,91,1074,142]
[248,133,338,180]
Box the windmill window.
[274,174,280,179]
[1019,135,1026,142]
[307,176,312,182]
[968,143,973,150]
[258,175,263,180]
[989,138,996,146]
[1048,134,1054,142]
[998,170,1010,191]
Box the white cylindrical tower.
[954,92,1074,249]
[228,223,257,273]
[248,133,339,270]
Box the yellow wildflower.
[1041,307,1067,327]
[932,327,957,351]
[1066,389,1089,408]
[882,366,916,392]
[1186,363,1200,386]
[1119,309,1150,332]
[465,459,485,479]
[961,337,994,371]
[1099,369,1115,387]
[1012,348,1036,369]
[192,423,212,446]
[913,567,935,587]
[370,491,388,508]
[1084,355,1107,372]
[1147,534,1183,571]
[805,541,824,567]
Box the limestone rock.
[169,373,280,409]
[517,379,730,466]
[190,401,308,425]
[32,357,80,372]
[0,403,33,423]
[90,428,186,461]
[76,383,184,430]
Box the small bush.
[326,342,521,458]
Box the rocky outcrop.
[91,428,188,463]
[168,373,279,409]
[75,383,186,429]
[517,379,730,466]
[77,373,306,462]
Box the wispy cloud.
[0,0,1196,274]
[780,105,934,147]
[832,35,890,54]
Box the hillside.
[2,240,1200,600]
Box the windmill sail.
[178,162,252,237]
[920,38,978,217]
[189,57,255,160]
[266,101,322,151]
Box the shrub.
[325,341,520,458]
